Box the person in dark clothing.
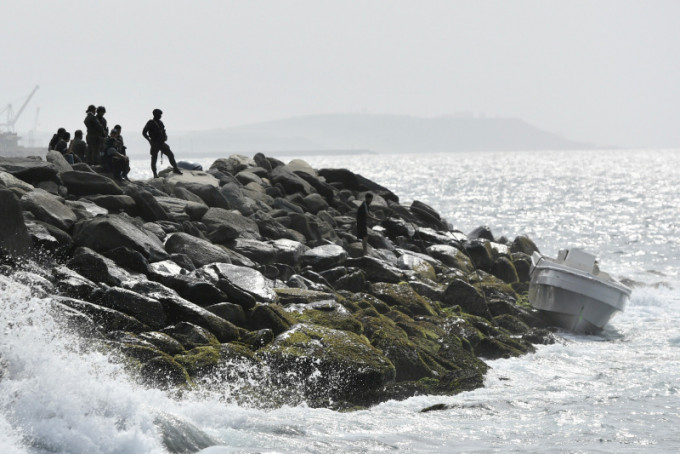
[356,193,379,255]
[48,128,66,151]
[55,131,74,164]
[102,129,128,180]
[69,130,88,163]
[111,125,130,180]
[84,105,106,165]
[142,108,182,178]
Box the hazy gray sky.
[2,0,678,148]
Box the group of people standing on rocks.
[47,106,183,180]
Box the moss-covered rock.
[491,257,519,284]
[162,322,220,350]
[141,355,192,388]
[368,282,438,317]
[174,345,221,377]
[257,323,395,405]
[247,304,295,335]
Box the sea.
[1,149,679,453]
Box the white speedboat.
[528,248,630,333]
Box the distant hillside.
[175,114,591,155]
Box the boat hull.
[529,254,630,333]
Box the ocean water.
[3,149,680,453]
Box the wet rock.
[0,171,34,191]
[65,199,108,220]
[511,253,532,282]
[55,296,147,333]
[61,171,123,196]
[210,155,255,175]
[425,244,473,272]
[102,246,150,275]
[206,302,246,327]
[345,256,403,284]
[318,168,398,203]
[229,238,277,265]
[270,238,309,266]
[165,232,232,268]
[206,263,277,304]
[240,328,274,349]
[72,214,168,262]
[410,200,446,230]
[301,244,347,270]
[129,280,239,342]
[68,246,140,286]
[369,282,437,317]
[0,189,32,257]
[461,240,494,272]
[162,322,219,349]
[247,304,294,335]
[334,270,366,292]
[138,331,186,355]
[141,356,191,388]
[99,287,167,329]
[257,323,396,404]
[156,196,209,221]
[442,279,492,319]
[491,257,519,283]
[21,189,77,232]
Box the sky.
[1,0,679,149]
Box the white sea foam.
[4,149,680,452]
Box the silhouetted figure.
[48,127,66,151]
[69,130,87,163]
[55,131,74,164]
[84,105,107,165]
[102,129,129,181]
[356,193,379,255]
[111,124,130,180]
[142,108,182,178]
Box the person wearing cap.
[142,108,183,178]
[84,104,107,165]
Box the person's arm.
[142,121,152,142]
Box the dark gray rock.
[102,246,150,274]
[61,171,124,196]
[138,331,185,355]
[55,296,148,333]
[301,244,347,270]
[156,196,208,221]
[468,226,495,241]
[204,263,277,304]
[123,185,170,222]
[271,165,314,195]
[165,232,232,268]
[0,156,58,184]
[333,270,366,292]
[84,195,137,213]
[0,189,32,257]
[162,322,219,349]
[72,214,168,261]
[176,182,230,209]
[67,246,140,286]
[64,199,109,220]
[318,168,399,203]
[99,287,167,328]
[201,207,261,241]
[247,304,294,335]
[229,238,277,265]
[344,256,403,284]
[442,279,492,319]
[206,302,246,327]
[210,155,255,175]
[20,189,77,232]
[511,235,540,255]
[425,244,473,272]
[462,240,494,272]
[270,238,309,266]
[491,257,519,284]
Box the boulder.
[210,155,255,175]
[72,214,168,261]
[138,331,185,355]
[45,150,73,173]
[206,263,277,304]
[369,282,437,317]
[99,287,167,329]
[156,196,209,221]
[270,238,309,266]
[201,207,261,241]
[101,246,150,274]
[0,189,32,257]
[61,171,123,196]
[301,244,347,270]
[270,165,315,195]
[491,257,519,284]
[67,247,139,286]
[128,280,240,343]
[247,304,295,335]
[0,171,34,191]
[164,232,233,268]
[84,195,137,213]
[258,323,395,403]
[21,189,77,232]
[442,279,492,319]
[0,156,58,184]
[176,182,230,209]
[425,244,473,272]
[462,240,493,272]
[162,322,220,349]
[344,256,403,284]
[65,199,108,220]
[468,226,495,242]
[410,200,446,230]
[229,238,277,265]
[206,302,246,327]
[511,235,540,255]
[54,296,147,333]
[122,185,170,222]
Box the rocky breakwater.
[0,152,554,409]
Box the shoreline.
[0,151,555,409]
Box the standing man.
[142,108,183,178]
[84,105,106,165]
[356,193,379,256]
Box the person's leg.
[150,147,159,178]
[362,235,368,255]
[162,143,182,174]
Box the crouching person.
[102,129,129,181]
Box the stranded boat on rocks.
[529,248,630,333]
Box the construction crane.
[0,85,40,132]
